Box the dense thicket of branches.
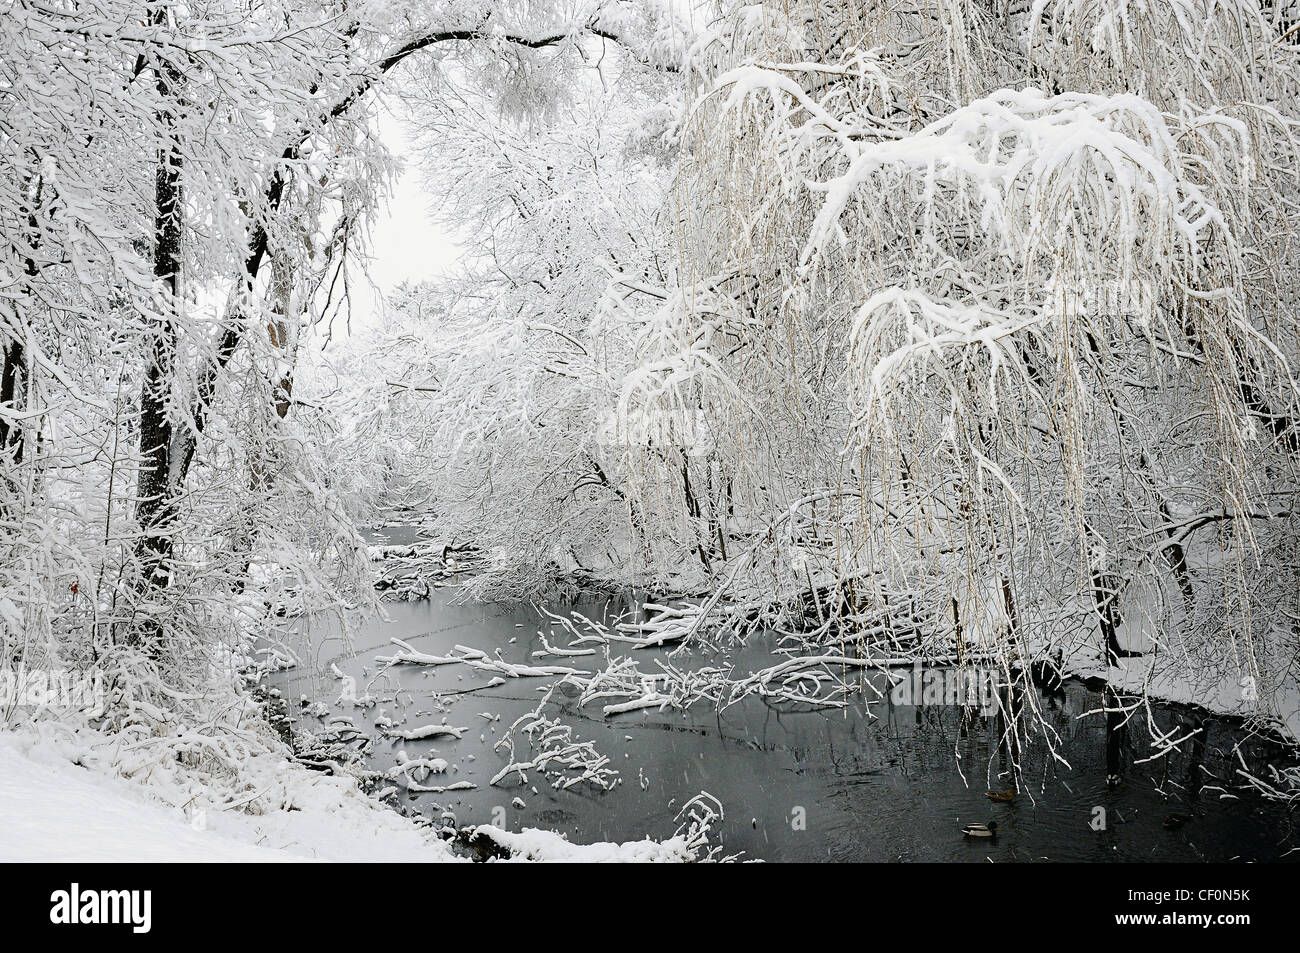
[3,0,1299,744]
[0,0,684,717]
[360,1,1300,732]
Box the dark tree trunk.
[680,456,711,572]
[0,339,24,466]
[0,338,26,523]
[134,74,184,595]
[131,17,186,650]
[1105,686,1127,787]
[3,169,43,495]
[1093,563,1125,667]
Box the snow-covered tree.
[0,0,689,709]
[362,0,1300,741]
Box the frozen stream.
[266,534,1300,862]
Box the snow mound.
[0,729,458,862]
[468,824,698,862]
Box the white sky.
[348,105,461,332]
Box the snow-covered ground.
[0,728,702,863]
[0,738,295,862]
[0,729,458,862]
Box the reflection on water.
[269,589,1299,862]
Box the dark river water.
[267,533,1300,862]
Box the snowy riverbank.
[0,726,704,863]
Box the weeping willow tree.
[620,0,1300,741]
[352,1,1300,755]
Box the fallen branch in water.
[405,779,477,794]
[376,637,461,666]
[382,723,468,741]
[490,687,618,791]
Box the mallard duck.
[986,789,1017,802]
[1163,813,1192,831]
[961,821,999,838]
